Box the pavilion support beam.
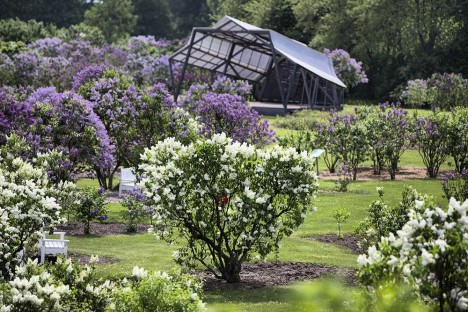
[285,63,298,104]
[269,42,287,115]
[223,43,236,76]
[172,31,197,102]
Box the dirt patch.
[199,262,357,291]
[318,166,446,181]
[306,234,362,254]
[67,252,120,265]
[56,222,150,236]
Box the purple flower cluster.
[0,86,34,143]
[324,48,368,87]
[401,72,468,109]
[194,91,275,146]
[124,36,176,86]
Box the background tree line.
[0,0,467,100]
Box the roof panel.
[169,15,346,88]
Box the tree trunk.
[222,261,242,283]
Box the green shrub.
[357,197,468,311]
[355,186,423,250]
[111,268,205,312]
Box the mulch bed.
[56,222,150,236]
[306,234,363,254]
[199,262,357,290]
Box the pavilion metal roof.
[169,16,346,88]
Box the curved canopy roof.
[169,16,346,88]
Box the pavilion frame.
[169,20,344,114]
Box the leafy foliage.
[74,187,108,235]
[355,186,423,251]
[0,142,64,280]
[140,134,318,283]
[83,0,137,44]
[358,197,468,312]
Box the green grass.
[67,108,451,311]
[69,167,447,311]
[68,233,178,278]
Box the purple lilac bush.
[124,36,173,86]
[24,87,114,178]
[324,48,368,87]
[194,92,275,146]
[412,111,449,178]
[400,72,468,109]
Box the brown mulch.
[306,234,362,254]
[318,165,445,181]
[68,252,120,265]
[199,262,357,291]
[56,222,150,236]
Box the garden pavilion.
[169,16,346,114]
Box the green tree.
[0,0,89,28]
[312,0,465,99]
[244,0,299,39]
[168,0,211,38]
[207,0,251,21]
[84,0,137,43]
[133,0,173,38]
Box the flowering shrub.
[194,92,275,146]
[355,186,423,251]
[1,257,112,311]
[111,267,205,311]
[375,103,411,179]
[211,75,252,101]
[124,36,173,86]
[312,120,340,173]
[400,73,468,110]
[121,188,149,233]
[335,162,352,192]
[441,171,468,202]
[412,111,450,178]
[181,77,275,146]
[0,86,34,144]
[128,83,199,167]
[0,151,63,280]
[76,70,198,188]
[357,197,468,311]
[448,107,468,173]
[139,133,318,283]
[324,48,368,88]
[0,259,205,312]
[325,112,369,180]
[73,187,108,235]
[400,79,432,107]
[25,87,115,179]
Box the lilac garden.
[1,32,467,312]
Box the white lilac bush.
[139,133,318,283]
[0,150,63,281]
[357,197,468,311]
[0,257,205,312]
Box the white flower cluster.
[358,197,468,309]
[139,133,319,271]
[0,157,63,280]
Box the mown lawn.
[68,109,449,311]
